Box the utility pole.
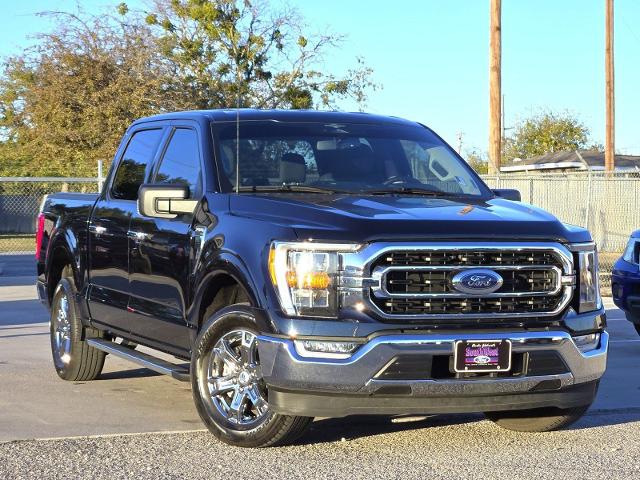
[501,94,505,142]
[605,0,615,172]
[457,131,463,154]
[489,0,502,175]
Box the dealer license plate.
[454,339,512,373]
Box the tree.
[0,10,176,177]
[140,0,376,110]
[503,111,601,163]
[464,149,489,175]
[0,1,377,177]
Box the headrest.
[280,153,306,184]
[333,145,379,181]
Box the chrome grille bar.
[371,265,566,298]
[339,242,575,320]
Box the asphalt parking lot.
[1,254,639,479]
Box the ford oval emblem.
[451,269,503,295]
[473,355,492,364]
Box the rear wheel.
[192,305,312,447]
[50,266,105,381]
[484,404,590,432]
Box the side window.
[154,128,201,198]
[111,129,163,200]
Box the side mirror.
[493,188,521,202]
[138,184,198,219]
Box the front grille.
[374,295,564,315]
[385,268,558,295]
[368,246,571,320]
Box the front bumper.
[258,330,608,417]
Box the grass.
[0,235,35,254]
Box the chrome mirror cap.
[138,184,198,219]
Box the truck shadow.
[571,408,640,430]
[300,414,484,445]
[298,409,640,444]
[98,367,164,380]
[0,299,48,326]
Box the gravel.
[1,412,639,480]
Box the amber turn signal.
[285,271,331,289]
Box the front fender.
[187,250,266,335]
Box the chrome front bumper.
[257,330,608,417]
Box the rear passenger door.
[88,127,165,333]
[127,126,203,351]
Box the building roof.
[500,150,640,173]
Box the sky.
[1,0,638,156]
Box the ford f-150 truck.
[37,110,608,447]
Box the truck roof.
[131,109,419,127]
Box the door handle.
[127,230,148,242]
[89,225,108,236]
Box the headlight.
[576,246,601,313]
[623,237,639,265]
[268,242,362,317]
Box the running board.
[87,338,190,382]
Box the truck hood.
[228,193,592,243]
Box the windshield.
[213,121,490,198]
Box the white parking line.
[2,428,208,444]
[609,339,640,343]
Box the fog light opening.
[573,333,601,353]
[294,340,360,359]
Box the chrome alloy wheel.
[207,330,269,427]
[52,292,72,363]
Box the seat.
[332,145,383,183]
[280,153,306,184]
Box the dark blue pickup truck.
[36,109,607,447]
[612,230,640,336]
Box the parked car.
[36,109,608,447]
[612,230,640,336]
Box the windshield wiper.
[236,185,348,194]
[362,187,457,197]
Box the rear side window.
[111,129,163,200]
[154,128,201,198]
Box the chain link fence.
[482,171,640,288]
[1,173,636,288]
[0,177,101,254]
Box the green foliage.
[503,111,597,162]
[0,1,377,177]
[144,0,377,110]
[0,11,179,176]
[465,149,489,175]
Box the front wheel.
[191,307,312,447]
[484,404,591,432]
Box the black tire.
[50,266,105,381]
[484,404,591,432]
[634,323,640,337]
[192,304,312,447]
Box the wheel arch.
[46,243,75,304]
[189,252,264,334]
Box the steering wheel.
[382,175,408,186]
